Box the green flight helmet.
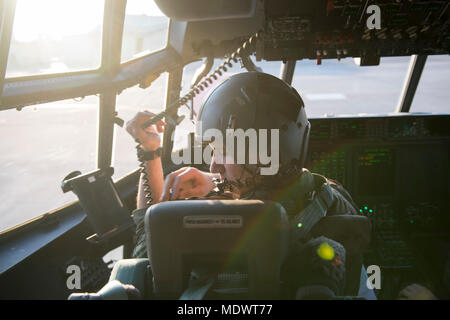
[196,71,310,173]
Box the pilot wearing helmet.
[126,72,365,299]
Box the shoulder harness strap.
[291,174,334,243]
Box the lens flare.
[317,242,335,261]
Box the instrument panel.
[262,0,450,61]
[305,113,450,297]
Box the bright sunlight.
[12,0,104,42]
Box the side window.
[6,0,104,78]
[0,97,98,233]
[113,73,168,179]
[121,0,169,62]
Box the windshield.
[172,55,450,152]
[409,55,450,113]
[291,55,450,117]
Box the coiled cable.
[135,139,154,206]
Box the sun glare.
[12,0,164,43]
[126,0,164,16]
[13,0,104,42]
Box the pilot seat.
[69,199,371,300]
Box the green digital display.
[357,147,395,197]
[310,150,347,186]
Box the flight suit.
[130,168,359,260]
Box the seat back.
[310,214,372,295]
[145,200,289,299]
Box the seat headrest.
[145,199,289,299]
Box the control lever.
[240,55,263,73]
[191,55,214,88]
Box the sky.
[12,0,163,42]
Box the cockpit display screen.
[356,147,395,197]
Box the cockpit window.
[0,97,98,234]
[5,0,104,78]
[291,57,409,117]
[410,55,450,114]
[120,0,169,63]
[113,73,168,179]
[291,56,450,117]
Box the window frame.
[120,0,170,64]
[0,0,179,234]
[5,0,107,80]
[1,0,178,112]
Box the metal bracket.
[191,52,214,88]
[240,55,263,72]
[396,55,428,113]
